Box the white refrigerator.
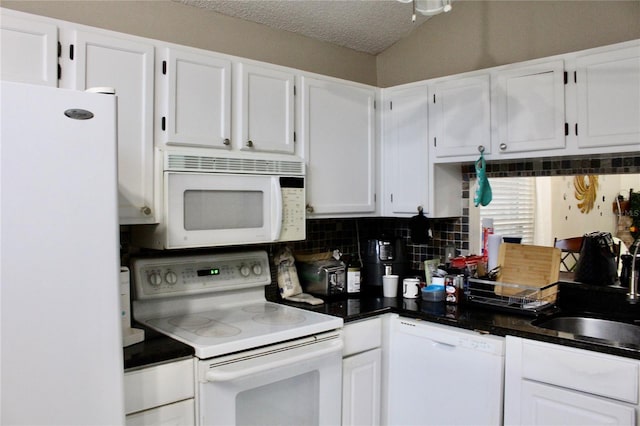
[1,81,125,425]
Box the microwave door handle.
[271,177,283,241]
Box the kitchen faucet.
[627,240,639,304]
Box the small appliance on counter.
[297,259,346,297]
[362,237,409,295]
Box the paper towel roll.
[487,234,503,270]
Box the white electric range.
[132,250,344,426]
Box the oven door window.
[198,337,342,426]
[236,371,319,425]
[184,190,263,230]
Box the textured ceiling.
[174,0,434,55]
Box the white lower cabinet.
[125,399,195,426]
[519,380,635,425]
[124,358,195,426]
[505,336,639,426]
[342,317,382,426]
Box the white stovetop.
[139,300,343,359]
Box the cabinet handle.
[477,145,485,153]
[246,140,254,148]
[305,204,314,214]
[140,206,152,216]
[499,143,507,151]
[223,138,230,146]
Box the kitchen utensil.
[362,237,408,294]
[495,243,560,302]
[421,285,445,302]
[382,275,399,297]
[402,278,420,298]
[474,152,492,207]
[409,206,430,244]
[574,231,618,286]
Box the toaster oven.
[297,260,346,296]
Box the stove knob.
[252,263,263,276]
[165,271,178,285]
[148,272,162,287]
[240,264,251,277]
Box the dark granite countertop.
[123,281,640,370]
[123,325,194,371]
[281,281,640,360]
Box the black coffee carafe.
[361,237,409,295]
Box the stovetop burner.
[168,315,241,338]
[252,309,306,326]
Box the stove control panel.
[131,251,271,299]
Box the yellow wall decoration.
[574,175,599,214]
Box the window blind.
[479,177,536,245]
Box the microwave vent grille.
[167,154,304,175]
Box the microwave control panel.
[131,251,271,299]
[280,177,305,242]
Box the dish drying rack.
[466,278,558,315]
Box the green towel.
[474,153,492,207]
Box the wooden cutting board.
[495,243,561,297]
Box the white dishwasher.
[386,315,505,426]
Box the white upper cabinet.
[0,13,58,87]
[493,60,566,155]
[431,74,491,159]
[382,84,429,217]
[158,47,232,149]
[300,76,376,216]
[72,30,156,224]
[575,45,640,150]
[234,63,295,154]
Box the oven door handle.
[205,339,343,382]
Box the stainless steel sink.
[534,316,640,346]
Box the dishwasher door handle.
[430,339,457,350]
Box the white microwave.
[133,149,306,249]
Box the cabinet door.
[576,45,640,149]
[0,12,58,87]
[235,63,295,154]
[73,30,155,224]
[494,60,566,154]
[431,75,491,158]
[342,348,381,426]
[74,31,155,224]
[300,77,375,216]
[383,85,429,216]
[125,399,194,426]
[520,380,636,425]
[160,48,231,149]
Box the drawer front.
[521,380,636,425]
[521,340,639,404]
[125,399,195,426]
[343,317,382,357]
[124,358,195,414]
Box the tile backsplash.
[122,151,639,301]
[291,152,640,271]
